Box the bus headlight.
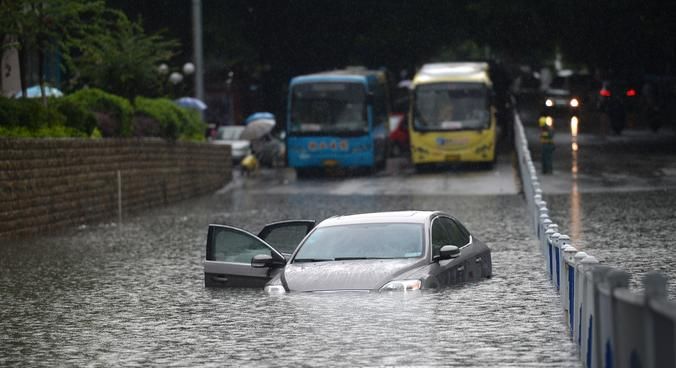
[545,99,554,107]
[570,98,579,107]
[379,280,422,292]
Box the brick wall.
[0,138,231,239]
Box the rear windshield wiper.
[293,258,334,263]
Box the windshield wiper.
[293,258,334,263]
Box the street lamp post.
[159,62,195,98]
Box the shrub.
[64,88,133,137]
[51,98,98,135]
[174,107,205,141]
[0,97,65,130]
[132,97,205,141]
[133,97,180,140]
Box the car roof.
[316,211,441,227]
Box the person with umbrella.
[240,112,285,173]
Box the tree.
[0,0,108,105]
[72,14,179,100]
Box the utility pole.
[192,0,204,102]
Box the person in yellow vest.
[539,116,554,174]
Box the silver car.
[204,210,492,293]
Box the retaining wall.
[0,138,231,239]
[513,109,676,368]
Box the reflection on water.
[569,116,582,243]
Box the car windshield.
[290,82,368,135]
[293,223,424,261]
[414,82,490,131]
[217,126,244,140]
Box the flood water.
[0,191,582,367]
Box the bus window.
[290,83,368,135]
[414,83,490,131]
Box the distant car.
[597,79,640,113]
[211,126,251,164]
[541,74,584,120]
[204,210,492,292]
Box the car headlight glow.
[264,285,287,294]
[545,99,553,107]
[379,279,422,292]
[570,98,579,107]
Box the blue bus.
[286,68,390,175]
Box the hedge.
[63,88,133,137]
[0,90,205,141]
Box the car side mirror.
[438,245,460,260]
[251,254,285,268]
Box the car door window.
[431,218,453,256]
[445,219,470,247]
[208,226,274,264]
[260,225,310,254]
[258,221,315,254]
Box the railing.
[512,109,676,368]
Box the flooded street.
[0,157,582,366]
[3,121,675,366]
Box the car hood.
[282,259,422,292]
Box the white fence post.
[642,272,670,368]
[597,269,631,368]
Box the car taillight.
[626,89,636,97]
[600,89,611,97]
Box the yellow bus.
[409,62,497,169]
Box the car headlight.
[570,98,579,107]
[264,285,287,294]
[379,280,422,292]
[545,99,553,107]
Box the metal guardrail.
[512,109,676,368]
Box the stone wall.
[0,138,231,239]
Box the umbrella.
[175,97,207,111]
[240,119,275,140]
[244,112,275,125]
[14,85,64,98]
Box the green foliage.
[74,15,179,99]
[133,97,205,141]
[177,108,205,142]
[50,98,98,135]
[0,125,86,138]
[0,92,203,141]
[0,97,65,130]
[0,0,109,98]
[64,88,133,137]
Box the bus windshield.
[290,82,368,135]
[414,83,490,131]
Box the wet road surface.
[521,106,676,297]
[0,151,582,367]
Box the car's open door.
[204,225,287,288]
[204,221,315,288]
[257,220,315,256]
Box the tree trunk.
[38,47,47,107]
[17,39,28,99]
